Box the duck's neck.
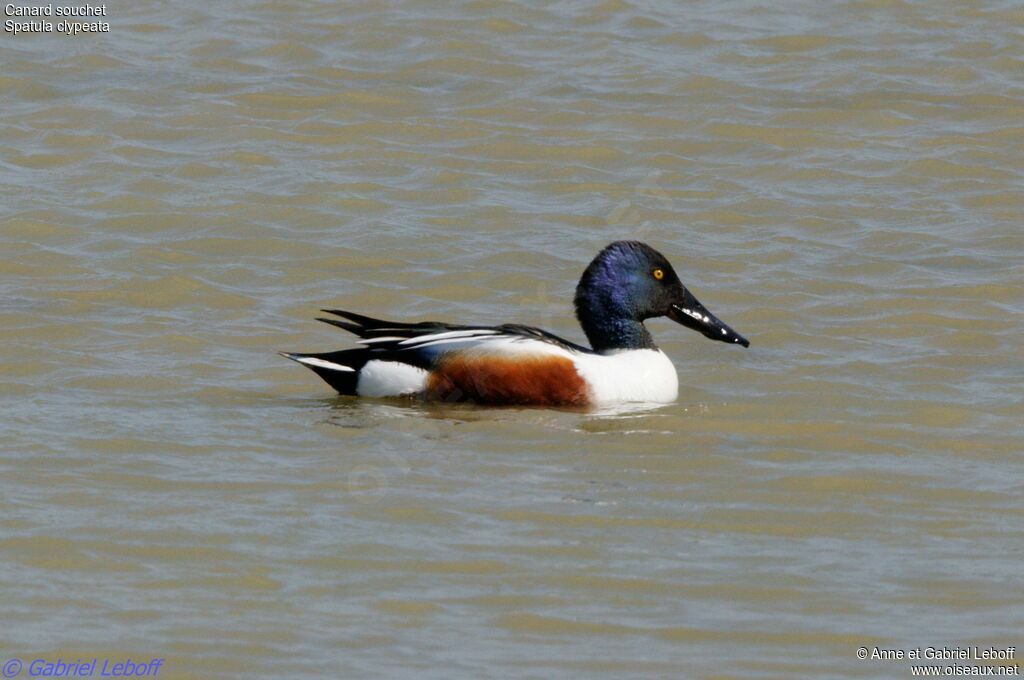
[576,310,656,352]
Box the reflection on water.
[2,0,1022,677]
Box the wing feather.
[315,309,592,356]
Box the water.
[2,1,1022,677]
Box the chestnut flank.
[426,354,590,406]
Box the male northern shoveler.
[282,241,749,406]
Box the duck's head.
[573,240,750,352]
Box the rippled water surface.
[2,1,1022,677]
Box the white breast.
[573,349,679,404]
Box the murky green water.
[2,1,1022,677]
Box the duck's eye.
[652,268,664,281]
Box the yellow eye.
[652,268,664,281]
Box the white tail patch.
[296,357,355,372]
[356,360,427,397]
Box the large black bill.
[667,291,750,348]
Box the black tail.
[318,308,466,340]
[286,309,467,395]
[279,349,369,395]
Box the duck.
[281,240,749,406]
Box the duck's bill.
[668,291,750,348]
